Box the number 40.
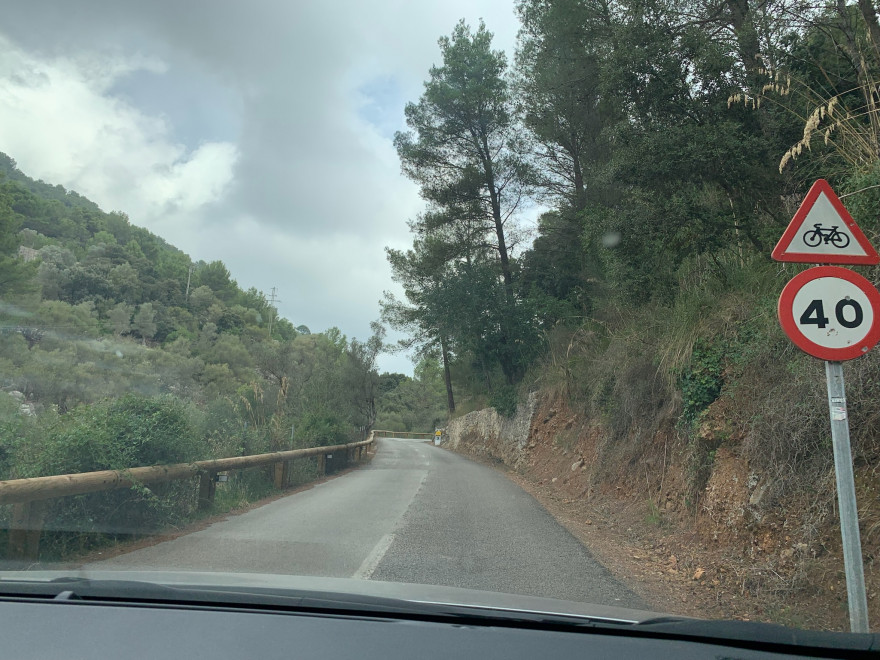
[800,299,863,329]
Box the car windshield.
[2,0,880,638]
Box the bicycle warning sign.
[772,179,879,265]
[803,223,850,248]
[771,179,879,631]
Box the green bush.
[12,394,200,478]
[489,384,518,418]
[296,408,349,447]
[374,411,406,432]
[680,339,724,424]
[105,394,200,466]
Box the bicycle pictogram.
[802,223,850,248]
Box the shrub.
[296,408,349,447]
[489,384,518,418]
[12,394,200,478]
[680,339,724,424]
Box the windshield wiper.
[0,576,637,627]
[2,576,878,656]
[631,617,880,657]
[0,577,442,615]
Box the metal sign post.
[825,361,869,633]
[777,268,878,633]
[772,179,880,633]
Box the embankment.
[444,388,880,631]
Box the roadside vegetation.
[0,153,445,559]
[4,0,880,617]
[383,0,880,626]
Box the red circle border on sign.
[778,266,880,361]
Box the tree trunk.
[858,0,880,62]
[572,147,586,211]
[479,134,515,305]
[726,0,761,91]
[481,355,492,392]
[493,210,514,305]
[440,334,455,414]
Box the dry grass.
[730,59,880,176]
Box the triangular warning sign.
[772,179,879,265]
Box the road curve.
[82,438,641,607]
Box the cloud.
[0,0,523,375]
[0,35,238,228]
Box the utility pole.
[267,286,280,338]
[185,265,194,302]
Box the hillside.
[0,152,445,558]
[382,2,880,631]
[445,286,880,630]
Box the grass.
[644,499,664,526]
[211,469,279,513]
[553,431,577,453]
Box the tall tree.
[109,303,133,336]
[515,0,614,210]
[394,20,531,304]
[0,197,37,295]
[346,322,386,430]
[132,303,157,345]
[382,236,457,414]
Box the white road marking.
[353,461,429,581]
[352,533,395,580]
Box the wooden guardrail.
[372,429,435,439]
[1,434,377,562]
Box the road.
[83,438,641,607]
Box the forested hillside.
[5,0,880,610]
[384,0,880,625]
[0,152,444,555]
[386,0,880,482]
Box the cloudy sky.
[0,0,524,373]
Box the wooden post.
[198,472,216,511]
[317,454,325,477]
[273,461,285,489]
[8,501,47,562]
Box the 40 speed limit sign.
[773,181,879,633]
[778,266,880,361]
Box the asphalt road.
[83,438,641,607]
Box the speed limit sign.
[778,266,880,360]
[773,183,880,632]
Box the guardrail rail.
[0,433,377,562]
[372,430,434,439]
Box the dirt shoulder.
[499,463,732,620]
[443,428,869,631]
[448,449,715,619]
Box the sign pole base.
[825,360,870,633]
